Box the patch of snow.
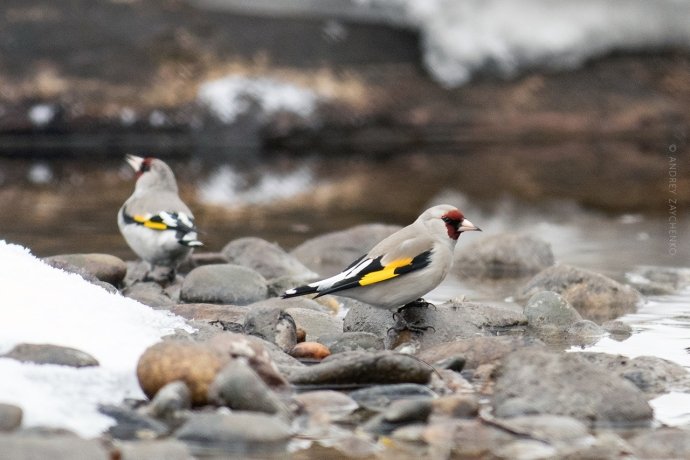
[0,241,191,437]
[198,164,314,206]
[366,0,690,86]
[650,392,690,426]
[28,104,55,127]
[197,76,319,124]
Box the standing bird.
[118,155,202,282]
[283,204,480,319]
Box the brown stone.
[290,342,331,361]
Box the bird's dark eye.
[141,158,152,173]
[442,216,451,223]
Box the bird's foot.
[387,311,436,335]
[397,298,436,313]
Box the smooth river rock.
[44,253,127,285]
[519,264,642,322]
[222,236,317,280]
[2,343,99,368]
[180,264,268,305]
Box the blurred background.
[0,0,688,269]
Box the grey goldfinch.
[118,155,202,280]
[283,204,480,309]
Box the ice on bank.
[0,241,191,437]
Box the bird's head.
[421,204,481,242]
[125,154,178,192]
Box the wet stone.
[294,391,359,420]
[168,303,248,325]
[180,264,268,305]
[0,404,22,431]
[524,290,582,329]
[290,342,331,361]
[317,332,385,354]
[2,343,99,368]
[287,351,433,386]
[454,232,555,279]
[363,399,433,435]
[349,383,438,412]
[601,320,632,340]
[207,360,289,416]
[222,237,317,281]
[566,319,606,346]
[174,412,292,455]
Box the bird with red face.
[283,204,480,311]
[118,155,202,281]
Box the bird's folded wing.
[312,249,433,297]
[122,209,197,233]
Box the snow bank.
[0,242,191,437]
[197,76,319,124]
[381,0,690,86]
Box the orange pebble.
[290,342,331,360]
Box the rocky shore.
[2,225,690,459]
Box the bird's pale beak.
[125,154,144,171]
[460,218,481,232]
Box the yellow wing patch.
[358,258,413,286]
[133,215,168,231]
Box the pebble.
[174,412,292,455]
[294,391,359,420]
[146,381,191,419]
[0,434,110,460]
[168,303,248,325]
[417,336,543,370]
[0,404,22,431]
[180,264,268,305]
[290,342,331,361]
[349,383,438,412]
[524,290,582,329]
[122,282,175,308]
[44,253,127,285]
[284,307,342,341]
[100,404,170,440]
[222,237,317,280]
[207,360,289,416]
[242,305,297,352]
[317,332,385,354]
[287,351,433,386]
[2,343,99,368]
[431,395,478,418]
[116,440,192,460]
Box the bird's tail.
[282,284,318,299]
[179,232,203,247]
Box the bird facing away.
[118,155,202,281]
[283,204,480,310]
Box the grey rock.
[284,307,342,341]
[147,381,191,419]
[100,404,170,440]
[578,352,690,395]
[174,412,291,454]
[418,336,543,370]
[493,349,653,426]
[290,224,401,276]
[3,343,98,368]
[493,414,590,443]
[177,252,230,275]
[432,395,479,418]
[566,320,606,346]
[524,291,582,329]
[519,265,642,322]
[0,404,22,431]
[628,266,690,295]
[180,264,268,305]
[122,282,175,308]
[348,383,437,411]
[243,305,297,352]
[601,320,632,341]
[294,391,359,420]
[628,428,690,459]
[454,233,554,279]
[208,360,289,416]
[117,440,193,460]
[168,303,248,326]
[288,351,433,386]
[44,253,127,285]
[363,399,433,434]
[0,434,109,460]
[317,332,385,354]
[344,301,526,348]
[223,237,317,280]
